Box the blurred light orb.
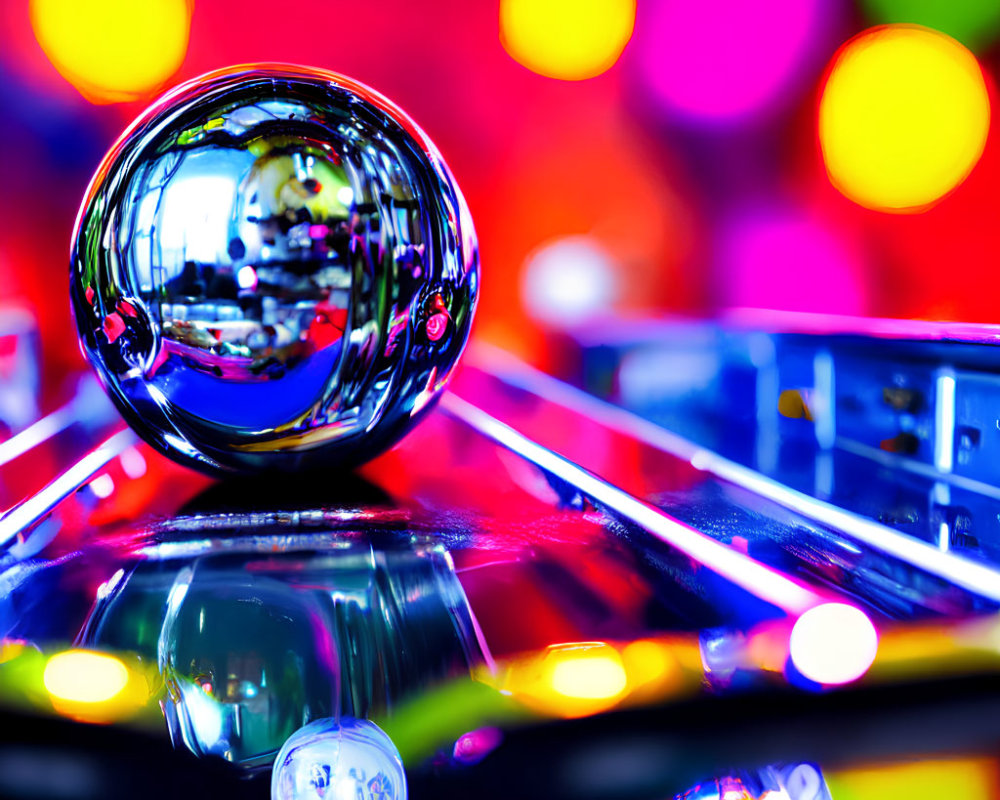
[236,265,257,291]
[550,651,627,699]
[859,0,1000,52]
[819,25,990,212]
[272,717,406,800]
[501,641,629,718]
[621,639,677,688]
[521,236,619,328]
[119,447,147,478]
[70,65,479,475]
[635,0,826,124]
[42,648,150,723]
[452,727,503,765]
[500,0,636,80]
[30,0,191,104]
[88,473,115,499]
[789,603,879,685]
[43,650,128,704]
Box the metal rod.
[466,344,1000,603]
[0,404,77,468]
[441,393,825,616]
[0,429,137,547]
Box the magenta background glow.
[718,209,867,315]
[634,0,832,124]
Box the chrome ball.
[71,65,478,474]
[272,718,406,800]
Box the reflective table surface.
[2,314,1000,799]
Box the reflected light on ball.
[789,604,879,685]
[30,0,191,104]
[336,186,355,207]
[500,0,636,81]
[819,25,991,212]
[635,0,827,124]
[236,265,258,291]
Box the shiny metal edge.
[439,393,827,616]
[465,343,1000,603]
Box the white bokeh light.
[790,603,878,685]
[521,236,619,328]
[336,185,355,206]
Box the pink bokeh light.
[634,0,832,124]
[718,208,867,315]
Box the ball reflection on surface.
[71,64,478,474]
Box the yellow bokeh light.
[43,649,153,724]
[827,758,999,800]
[620,639,679,687]
[819,25,990,212]
[496,641,630,717]
[44,650,128,703]
[550,652,627,700]
[500,0,636,81]
[30,0,192,104]
[0,639,28,665]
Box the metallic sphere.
[71,64,478,474]
[272,718,406,800]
